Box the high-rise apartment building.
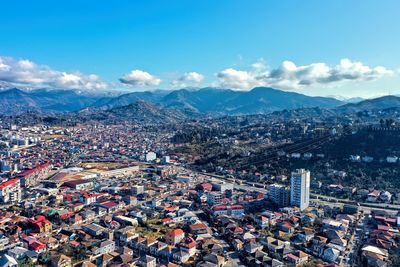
[290,169,310,210]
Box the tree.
[38,252,51,264]
[18,258,36,267]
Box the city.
[0,113,399,266]
[1,1,400,266]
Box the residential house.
[92,240,115,255]
[137,255,156,267]
[51,254,72,267]
[286,251,309,267]
[165,229,185,245]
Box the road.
[199,172,400,213]
[311,193,400,211]
[308,198,399,215]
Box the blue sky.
[0,0,399,97]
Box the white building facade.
[290,169,310,210]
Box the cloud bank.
[0,55,395,93]
[0,56,109,90]
[217,58,393,90]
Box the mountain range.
[0,88,101,114]
[335,95,400,113]
[0,87,343,115]
[0,87,400,117]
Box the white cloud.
[180,72,204,83]
[217,58,393,90]
[171,71,205,87]
[119,69,161,87]
[251,58,267,72]
[0,56,109,90]
[217,68,262,90]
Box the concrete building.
[145,151,157,162]
[0,179,22,204]
[212,182,234,193]
[269,184,290,207]
[0,160,11,173]
[290,169,310,210]
[132,185,144,195]
[93,240,115,255]
[63,179,94,190]
[16,161,52,187]
[206,191,224,205]
[161,156,170,164]
[212,205,245,218]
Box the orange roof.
[190,223,207,230]
[167,228,184,237]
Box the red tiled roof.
[179,236,196,249]
[164,206,179,212]
[167,228,184,237]
[30,241,46,251]
[70,240,80,246]
[17,161,51,178]
[287,253,299,260]
[377,225,390,231]
[0,179,19,189]
[99,201,118,209]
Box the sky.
[1,0,400,98]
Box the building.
[269,184,290,207]
[196,183,213,192]
[0,235,10,251]
[290,169,310,210]
[96,201,120,213]
[206,192,225,205]
[0,160,11,173]
[161,156,170,164]
[93,240,115,255]
[212,182,234,192]
[212,205,244,218]
[7,246,28,260]
[83,223,107,237]
[100,165,139,178]
[386,156,398,163]
[132,185,144,195]
[145,151,157,162]
[29,215,52,233]
[367,190,380,202]
[0,179,22,204]
[165,229,185,245]
[287,251,309,267]
[16,161,52,187]
[63,179,94,190]
[137,255,156,267]
[51,254,72,267]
